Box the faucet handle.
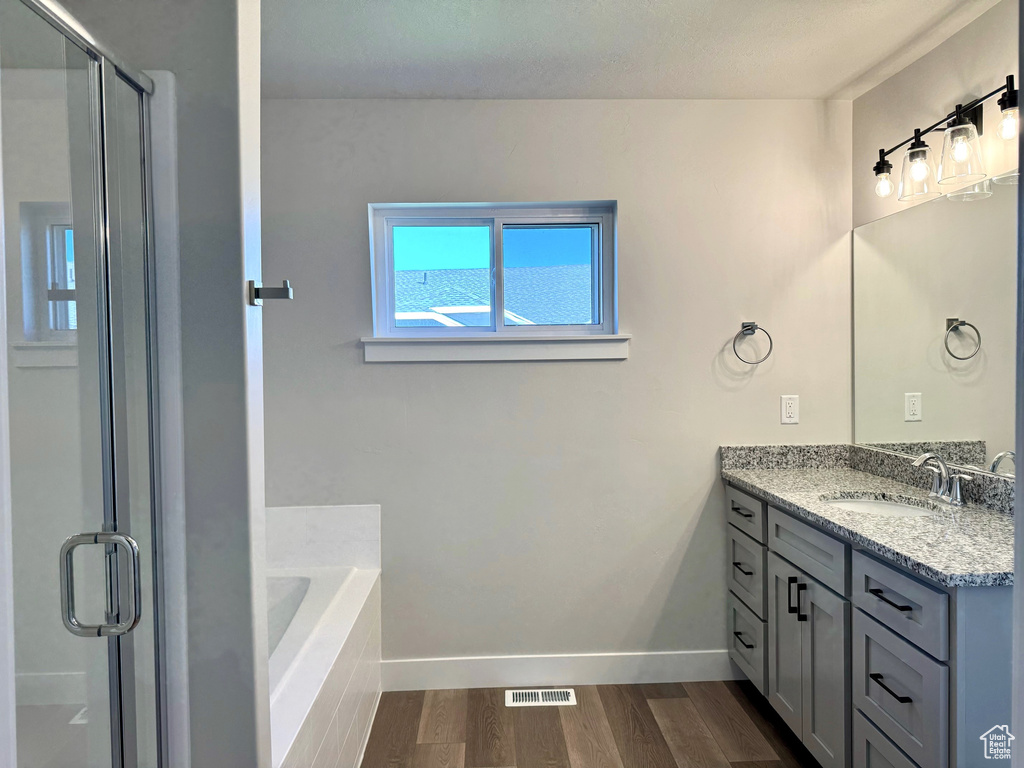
[950,474,972,507]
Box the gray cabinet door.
[801,575,850,768]
[767,553,803,735]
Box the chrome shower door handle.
[59,532,141,637]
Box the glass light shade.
[998,107,1019,141]
[992,169,1019,186]
[946,178,992,202]
[897,145,940,201]
[874,172,894,198]
[937,122,985,184]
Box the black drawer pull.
[869,588,913,614]
[731,504,754,519]
[733,631,754,650]
[787,576,798,613]
[732,561,754,576]
[869,673,913,704]
[796,582,808,621]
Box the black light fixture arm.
[875,75,1015,162]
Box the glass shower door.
[0,1,162,767]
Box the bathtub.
[268,566,381,768]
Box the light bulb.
[998,107,1019,140]
[874,173,894,198]
[910,158,930,182]
[951,136,971,163]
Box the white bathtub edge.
[271,568,380,768]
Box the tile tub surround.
[278,574,382,768]
[267,504,381,569]
[721,466,1013,587]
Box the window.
[369,203,617,339]
[48,224,77,331]
[20,202,76,342]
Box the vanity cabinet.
[766,552,849,768]
[728,499,851,768]
[725,482,1013,768]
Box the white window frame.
[368,202,618,339]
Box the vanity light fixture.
[897,130,939,202]
[946,178,992,202]
[937,104,986,184]
[872,150,894,198]
[997,75,1019,141]
[871,74,1016,200]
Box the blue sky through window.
[393,226,489,271]
[392,223,596,327]
[502,226,592,268]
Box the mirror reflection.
[853,173,1017,476]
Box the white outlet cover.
[905,393,922,422]
[781,395,799,425]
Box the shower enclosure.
[0,0,166,766]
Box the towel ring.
[944,318,981,361]
[733,322,773,365]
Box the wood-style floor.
[361,680,819,768]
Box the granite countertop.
[722,466,1014,587]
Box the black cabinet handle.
[732,561,754,576]
[733,631,754,650]
[796,582,808,621]
[787,576,798,613]
[869,588,913,614]
[869,673,913,704]
[731,504,754,519]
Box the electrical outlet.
[781,395,799,425]
[905,393,922,422]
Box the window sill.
[360,334,631,363]
[10,342,77,369]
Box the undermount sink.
[824,498,935,517]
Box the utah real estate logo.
[980,725,1014,760]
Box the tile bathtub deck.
[722,467,1014,587]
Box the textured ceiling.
[261,0,1002,100]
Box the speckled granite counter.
[722,466,1014,587]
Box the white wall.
[853,181,1016,460]
[261,98,852,680]
[853,0,1018,227]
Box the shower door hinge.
[248,279,293,306]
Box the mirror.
[853,173,1017,477]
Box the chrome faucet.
[989,450,1015,475]
[912,452,950,501]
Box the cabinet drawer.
[768,507,848,595]
[852,551,949,661]
[854,711,918,768]
[728,590,767,694]
[727,525,766,619]
[853,611,948,768]
[727,485,767,543]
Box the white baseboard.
[381,649,738,692]
[15,672,86,705]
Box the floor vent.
[505,688,577,707]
